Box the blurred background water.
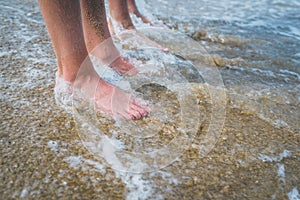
[139,0,300,132]
[143,0,300,74]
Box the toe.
[133,98,149,112]
[130,104,144,119]
[162,47,169,52]
[131,102,148,118]
[117,110,133,120]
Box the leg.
[108,0,169,52]
[80,0,136,74]
[79,0,148,119]
[127,0,151,24]
[39,0,147,119]
[107,0,135,30]
[38,0,87,82]
[107,0,168,52]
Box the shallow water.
[1,0,300,199]
[140,0,300,133]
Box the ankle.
[120,19,135,30]
[88,37,121,65]
[62,74,77,84]
[56,66,79,84]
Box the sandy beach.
[1,0,299,199]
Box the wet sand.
[1,0,300,199]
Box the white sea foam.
[63,156,106,174]
[64,156,83,170]
[258,150,292,163]
[279,69,300,80]
[20,187,30,199]
[288,187,300,200]
[64,153,172,200]
[115,172,160,200]
[277,163,285,183]
[47,140,59,152]
[258,150,292,192]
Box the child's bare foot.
[94,79,148,119]
[107,0,168,52]
[89,37,138,75]
[110,56,138,75]
[56,71,148,120]
[134,30,169,52]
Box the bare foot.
[110,56,138,75]
[107,0,168,53]
[89,37,138,75]
[62,60,148,120]
[134,30,169,52]
[129,9,152,25]
[108,18,169,52]
[127,0,152,25]
[94,78,148,120]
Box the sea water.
[139,0,300,132]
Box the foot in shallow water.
[55,73,148,120]
[127,0,152,25]
[108,20,169,52]
[90,36,165,77]
[133,29,169,52]
[109,56,138,75]
[94,79,148,120]
[88,37,139,75]
[107,0,168,52]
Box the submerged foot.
[110,56,138,75]
[55,71,148,120]
[89,37,139,75]
[134,30,169,52]
[127,0,153,25]
[94,79,148,119]
[129,10,152,25]
[108,17,168,52]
